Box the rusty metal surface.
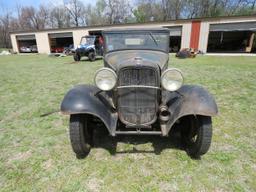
[61,29,218,137]
[60,84,118,135]
[117,65,160,126]
[163,85,218,134]
[104,50,169,71]
[60,84,218,136]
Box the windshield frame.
[80,36,96,45]
[103,29,170,54]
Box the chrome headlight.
[161,68,184,91]
[94,68,117,91]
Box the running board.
[114,131,162,135]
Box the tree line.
[0,0,255,48]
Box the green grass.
[0,48,8,52]
[0,54,256,191]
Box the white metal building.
[10,15,256,54]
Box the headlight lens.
[161,68,184,91]
[94,68,117,91]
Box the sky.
[0,0,96,13]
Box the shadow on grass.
[92,126,185,156]
[63,56,103,64]
[79,57,103,62]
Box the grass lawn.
[0,54,255,191]
[0,48,9,52]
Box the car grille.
[117,66,159,126]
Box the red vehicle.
[51,47,64,53]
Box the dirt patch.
[112,154,124,161]
[159,181,178,192]
[42,159,53,170]
[140,166,152,177]
[213,187,228,192]
[92,149,108,161]
[86,178,103,192]
[252,163,256,171]
[64,61,77,64]
[214,143,237,152]
[128,153,146,160]
[53,119,63,127]
[8,150,32,162]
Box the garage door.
[164,26,182,36]
[48,32,73,38]
[210,22,256,32]
[16,35,36,40]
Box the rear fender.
[163,85,218,134]
[60,84,118,135]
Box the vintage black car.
[61,29,218,158]
[73,35,103,62]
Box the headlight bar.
[117,85,160,89]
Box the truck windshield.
[80,36,95,45]
[104,32,169,52]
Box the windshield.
[104,32,169,52]
[80,36,95,45]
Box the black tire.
[73,53,80,61]
[69,114,92,158]
[88,52,96,61]
[181,115,212,158]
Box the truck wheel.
[73,54,80,61]
[69,114,92,158]
[181,115,212,158]
[88,52,96,61]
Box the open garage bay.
[49,32,74,53]
[16,35,38,53]
[207,22,256,53]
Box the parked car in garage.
[61,29,218,159]
[51,47,64,53]
[20,46,32,53]
[19,45,37,53]
[73,35,104,61]
[30,45,38,53]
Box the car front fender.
[60,84,118,135]
[163,85,218,133]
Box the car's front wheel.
[69,114,93,158]
[181,115,212,158]
[88,52,96,61]
[73,53,81,61]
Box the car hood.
[104,50,169,71]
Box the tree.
[227,0,256,15]
[37,5,49,29]
[65,0,85,27]
[161,0,184,20]
[50,6,71,28]
[133,0,163,22]
[0,12,11,48]
[18,5,49,30]
[104,0,132,24]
